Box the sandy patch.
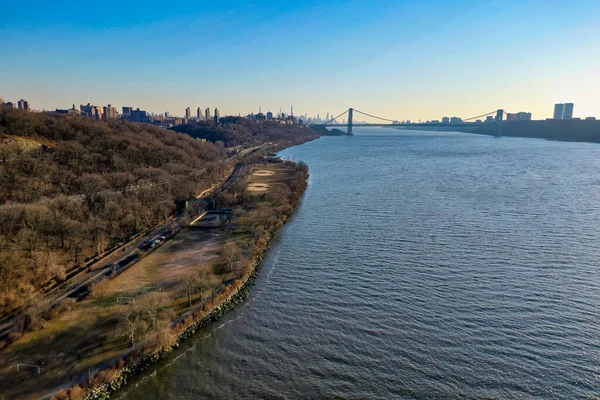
[248,183,270,192]
[252,170,275,176]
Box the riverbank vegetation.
[0,155,309,399]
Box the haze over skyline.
[2,0,599,120]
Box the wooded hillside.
[171,117,320,148]
[0,110,230,316]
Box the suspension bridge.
[317,108,510,135]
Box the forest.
[0,109,318,319]
[171,117,320,148]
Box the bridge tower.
[348,108,353,135]
[495,109,504,137]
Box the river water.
[118,128,600,399]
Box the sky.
[1,0,599,121]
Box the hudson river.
[118,128,600,399]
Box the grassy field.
[0,160,306,400]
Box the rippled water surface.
[119,129,600,399]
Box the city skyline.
[1,1,599,120]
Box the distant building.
[517,112,531,120]
[506,112,532,121]
[122,106,133,115]
[55,107,80,115]
[214,108,220,124]
[585,117,596,121]
[185,107,191,120]
[485,115,494,123]
[256,113,266,121]
[442,116,450,124]
[450,116,462,123]
[197,107,202,120]
[266,111,273,120]
[554,103,565,120]
[1,101,16,110]
[131,108,147,123]
[205,107,210,121]
[563,103,574,119]
[18,99,30,111]
[103,104,117,120]
[92,106,103,120]
[80,103,94,117]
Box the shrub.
[90,278,109,299]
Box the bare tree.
[193,269,210,302]
[138,291,168,331]
[222,242,241,274]
[122,310,138,348]
[184,275,195,308]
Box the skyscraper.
[92,106,103,120]
[197,107,202,120]
[103,104,116,120]
[185,107,191,120]
[17,99,30,111]
[131,108,147,123]
[205,107,210,120]
[122,106,132,115]
[214,108,220,124]
[553,103,565,120]
[563,103,574,119]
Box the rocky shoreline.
[82,167,307,400]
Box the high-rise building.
[267,111,273,120]
[517,112,532,121]
[131,108,147,123]
[80,103,93,117]
[17,99,30,111]
[122,106,133,115]
[103,104,116,120]
[197,107,202,120]
[554,104,565,120]
[507,112,531,121]
[205,107,210,120]
[450,116,462,123]
[442,116,450,124]
[92,106,103,120]
[185,107,191,120]
[214,108,220,124]
[563,103,574,119]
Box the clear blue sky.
[1,0,599,120]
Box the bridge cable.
[353,109,397,123]
[462,110,498,122]
[323,109,349,125]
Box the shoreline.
[79,161,308,400]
